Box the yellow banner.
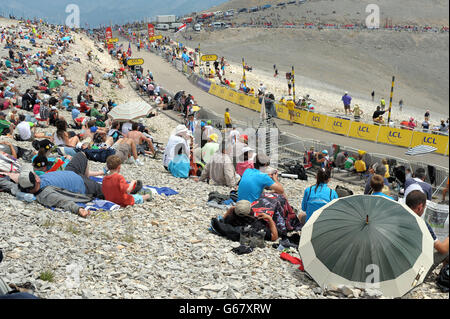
[410,132,449,155]
[246,96,261,112]
[126,58,144,66]
[275,104,307,124]
[324,117,351,136]
[236,92,249,107]
[224,90,240,105]
[209,83,220,96]
[149,35,163,41]
[201,54,218,62]
[348,122,380,142]
[305,112,328,130]
[216,86,228,100]
[377,126,414,148]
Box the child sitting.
[102,155,151,207]
[353,154,367,174]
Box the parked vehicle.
[238,8,248,13]
[170,22,184,30]
[183,17,193,24]
[214,11,224,17]
[212,22,227,29]
[249,7,259,13]
[225,9,235,16]
[156,15,176,24]
[194,24,201,32]
[262,4,272,10]
[155,24,170,31]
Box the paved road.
[118,37,449,169]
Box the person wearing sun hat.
[201,133,220,164]
[163,124,191,170]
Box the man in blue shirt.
[71,105,81,122]
[342,91,352,115]
[237,154,284,203]
[406,190,449,278]
[18,152,103,198]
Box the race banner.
[148,24,155,42]
[105,26,113,50]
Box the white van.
[212,22,226,29]
[155,24,170,31]
[214,11,224,17]
[194,24,201,32]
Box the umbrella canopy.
[61,36,71,41]
[107,101,153,121]
[299,195,434,298]
[406,145,437,156]
[48,79,63,89]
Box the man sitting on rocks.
[126,122,155,156]
[199,141,240,188]
[237,153,284,203]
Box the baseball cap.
[235,200,252,217]
[32,155,49,168]
[209,134,218,143]
[322,150,329,155]
[18,171,37,192]
[39,139,54,151]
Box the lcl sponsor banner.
[275,104,307,125]
[305,111,328,130]
[377,126,413,148]
[324,116,351,136]
[410,131,449,155]
[348,122,381,142]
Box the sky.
[0,0,228,27]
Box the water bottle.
[16,192,36,203]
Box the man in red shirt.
[102,155,151,207]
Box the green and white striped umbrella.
[299,195,434,298]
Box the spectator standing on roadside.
[342,92,352,116]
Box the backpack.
[285,160,308,181]
[436,264,449,293]
[335,185,354,198]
